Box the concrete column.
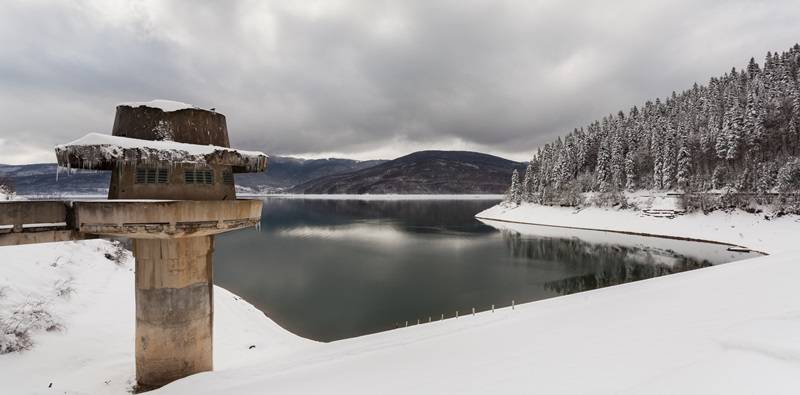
[133,236,214,389]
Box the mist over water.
[214,199,760,342]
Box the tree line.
[507,44,800,210]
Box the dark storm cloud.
[1,0,799,163]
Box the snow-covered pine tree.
[651,126,664,190]
[595,138,611,192]
[791,86,800,154]
[624,150,636,190]
[661,121,677,189]
[609,113,627,190]
[676,140,691,191]
[521,161,536,203]
[712,165,726,190]
[776,158,800,192]
[508,169,522,205]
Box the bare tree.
[0,174,15,198]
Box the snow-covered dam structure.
[0,100,268,389]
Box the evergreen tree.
[676,141,691,190]
[595,138,611,192]
[624,151,636,190]
[521,162,536,203]
[508,169,522,205]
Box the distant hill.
[0,163,109,196]
[234,156,386,193]
[291,151,525,194]
[0,156,387,196]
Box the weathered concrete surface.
[55,104,267,174]
[0,201,70,228]
[134,236,214,389]
[74,199,261,238]
[0,200,262,244]
[113,105,230,147]
[0,230,93,247]
[109,164,236,201]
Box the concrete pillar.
[133,236,215,389]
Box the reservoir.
[214,198,761,342]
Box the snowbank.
[117,100,196,112]
[476,203,800,254]
[0,240,314,394]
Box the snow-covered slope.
[3,207,800,394]
[0,240,314,394]
[153,249,800,395]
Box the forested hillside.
[507,44,800,209]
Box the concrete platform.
[0,199,262,246]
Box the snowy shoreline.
[475,203,800,254]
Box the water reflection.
[501,230,713,295]
[214,199,760,342]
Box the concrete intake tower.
[1,100,268,389]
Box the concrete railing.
[0,201,71,232]
[0,199,263,244]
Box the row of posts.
[398,300,516,328]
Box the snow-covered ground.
[0,240,314,394]
[476,203,800,254]
[3,203,800,394]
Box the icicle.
[56,164,60,182]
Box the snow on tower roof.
[117,100,197,112]
[55,133,268,173]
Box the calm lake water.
[214,198,760,342]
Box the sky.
[1,0,799,164]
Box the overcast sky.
[1,0,798,164]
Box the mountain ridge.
[291,150,525,194]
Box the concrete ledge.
[75,199,261,238]
[0,199,263,243]
[0,230,94,247]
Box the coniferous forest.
[507,44,800,211]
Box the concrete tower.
[52,100,268,389]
